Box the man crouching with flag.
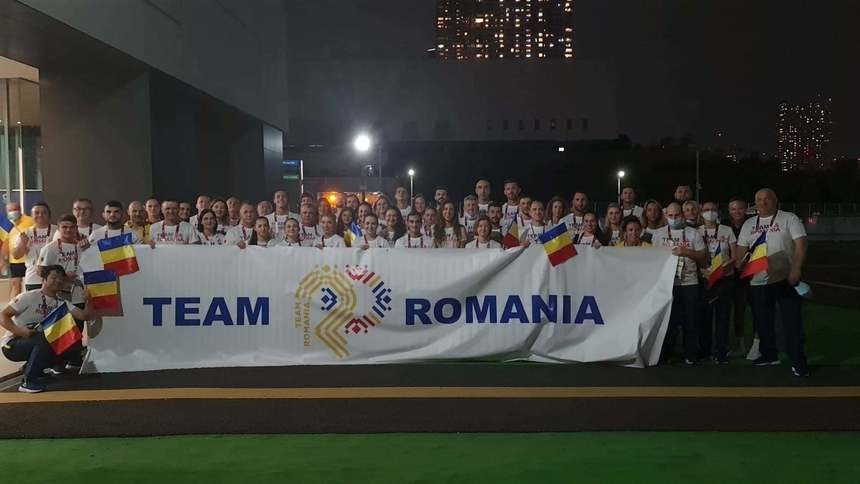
[0,265,94,393]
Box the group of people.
[0,178,810,393]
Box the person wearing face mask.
[653,202,708,365]
[3,201,36,299]
[698,201,737,363]
[736,188,809,377]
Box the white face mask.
[667,217,685,230]
[6,210,20,221]
[702,211,718,223]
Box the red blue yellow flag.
[97,233,139,276]
[502,219,520,249]
[706,244,725,289]
[84,270,120,312]
[741,231,768,278]
[538,223,578,266]
[40,304,81,356]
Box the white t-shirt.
[38,240,87,303]
[398,207,411,218]
[189,214,200,227]
[561,214,585,234]
[465,239,501,249]
[477,202,490,215]
[2,289,73,345]
[197,231,228,246]
[438,226,463,248]
[698,224,737,278]
[88,226,143,245]
[460,214,478,239]
[394,234,434,248]
[520,224,549,244]
[607,229,621,246]
[314,234,345,248]
[622,205,644,219]
[149,221,199,245]
[300,224,321,246]
[360,235,390,248]
[266,212,299,239]
[51,223,103,241]
[20,225,57,286]
[501,202,520,226]
[737,210,806,286]
[225,225,255,245]
[653,226,706,286]
[575,233,597,247]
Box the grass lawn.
[805,303,860,366]
[0,433,858,483]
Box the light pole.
[353,133,373,200]
[616,170,625,204]
[408,169,415,201]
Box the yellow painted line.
[1,386,860,404]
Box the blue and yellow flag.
[345,222,362,246]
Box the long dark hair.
[248,217,270,246]
[433,201,465,247]
[385,207,406,242]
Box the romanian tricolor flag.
[40,304,81,356]
[538,223,578,267]
[97,233,139,276]
[84,270,120,312]
[502,219,520,249]
[0,217,14,240]
[741,231,768,278]
[706,244,725,289]
[345,222,362,247]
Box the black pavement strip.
[1,397,859,438]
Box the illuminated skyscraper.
[776,95,833,171]
[435,0,574,60]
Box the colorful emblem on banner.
[294,264,392,358]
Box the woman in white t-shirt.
[336,208,357,247]
[196,209,227,246]
[381,208,406,246]
[359,214,390,248]
[373,196,390,222]
[356,202,373,227]
[602,203,623,246]
[546,196,568,228]
[422,207,438,238]
[243,217,278,248]
[465,216,501,248]
[210,199,231,233]
[640,199,667,244]
[699,201,738,363]
[434,201,466,248]
[314,214,345,248]
[573,213,605,248]
[278,218,304,247]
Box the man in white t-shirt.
[12,202,57,292]
[520,200,549,245]
[226,202,257,246]
[500,179,522,228]
[653,202,708,364]
[487,203,504,243]
[266,190,298,241]
[620,187,644,219]
[71,198,103,239]
[39,214,90,307]
[299,203,321,247]
[561,191,589,235]
[460,195,480,240]
[226,197,241,227]
[150,200,199,245]
[89,200,145,245]
[145,197,162,225]
[394,186,411,218]
[1,265,93,393]
[188,195,211,227]
[434,188,449,210]
[515,195,533,231]
[395,213,434,248]
[736,188,809,376]
[475,179,492,214]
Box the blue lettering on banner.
[405,294,603,326]
[143,297,269,327]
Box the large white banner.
[80,246,677,373]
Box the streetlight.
[407,169,415,200]
[353,133,372,153]
[616,170,626,204]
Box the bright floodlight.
[617,170,626,178]
[353,133,372,153]
[408,169,415,176]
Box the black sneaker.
[752,356,780,366]
[791,366,811,378]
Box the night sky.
[287,0,860,157]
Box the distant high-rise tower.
[434,0,574,60]
[776,95,833,171]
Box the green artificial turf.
[1,433,858,483]
[804,303,860,366]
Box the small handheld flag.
[706,244,725,289]
[741,231,768,279]
[502,219,520,249]
[0,217,14,240]
[40,304,81,356]
[84,270,121,312]
[345,222,362,246]
[97,233,139,276]
[538,223,578,267]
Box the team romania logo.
[294,264,393,358]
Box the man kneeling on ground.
[0,265,93,393]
